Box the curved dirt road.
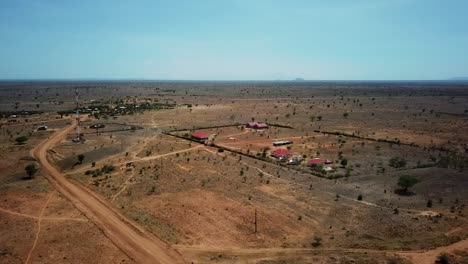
[32,121,185,264]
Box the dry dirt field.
[1,81,467,264]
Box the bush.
[341,159,348,167]
[25,164,38,179]
[16,136,28,144]
[427,199,433,208]
[435,253,450,264]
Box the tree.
[340,159,348,167]
[77,154,85,164]
[427,199,433,208]
[397,175,419,194]
[15,136,28,144]
[343,112,349,119]
[25,164,38,179]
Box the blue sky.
[0,0,467,80]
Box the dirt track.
[31,120,186,264]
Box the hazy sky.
[1,0,467,80]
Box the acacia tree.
[397,175,419,194]
[25,164,38,179]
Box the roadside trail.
[31,119,185,264]
[115,145,203,166]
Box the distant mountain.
[294,78,305,81]
[449,77,468,81]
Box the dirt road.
[32,120,186,264]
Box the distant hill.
[294,78,305,81]
[449,77,468,81]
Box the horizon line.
[1,78,467,83]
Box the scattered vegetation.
[85,164,116,177]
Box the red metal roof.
[308,158,325,164]
[247,122,268,128]
[272,149,291,156]
[191,131,209,139]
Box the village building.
[246,121,268,129]
[271,149,292,159]
[308,158,324,166]
[273,140,293,146]
[308,158,333,166]
[191,131,209,142]
[287,155,303,165]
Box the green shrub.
[16,136,28,144]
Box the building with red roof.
[308,158,325,165]
[308,158,333,166]
[271,149,292,158]
[256,122,268,129]
[191,131,209,142]
[246,121,268,129]
[246,122,257,128]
